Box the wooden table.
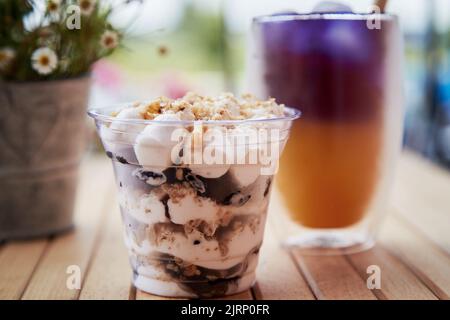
[1,150,449,300]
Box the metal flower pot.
[0,76,90,239]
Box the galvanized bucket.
[0,76,90,239]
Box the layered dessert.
[91,92,297,298]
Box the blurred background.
[90,0,450,168]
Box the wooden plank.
[135,288,252,300]
[21,155,114,300]
[346,245,437,300]
[269,188,375,300]
[292,253,377,300]
[379,213,450,299]
[254,220,315,300]
[0,239,48,300]
[79,202,131,300]
[393,151,450,253]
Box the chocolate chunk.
[105,151,113,159]
[159,168,242,204]
[185,173,206,194]
[161,167,189,184]
[264,177,272,197]
[116,156,128,164]
[113,164,153,192]
[133,168,167,186]
[182,277,238,298]
[193,240,201,245]
[114,145,138,164]
[223,191,251,206]
[201,172,241,204]
[161,194,171,220]
[154,248,260,298]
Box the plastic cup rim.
[253,12,398,24]
[87,105,301,126]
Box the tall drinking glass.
[250,13,404,254]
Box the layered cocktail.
[251,12,404,252]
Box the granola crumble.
[115,92,285,121]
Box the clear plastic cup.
[88,105,299,298]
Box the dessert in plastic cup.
[88,92,299,298]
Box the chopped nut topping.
[113,92,285,121]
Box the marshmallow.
[134,113,183,169]
[111,105,147,134]
[189,165,229,179]
[188,127,230,178]
[228,164,261,188]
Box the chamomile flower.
[0,47,15,71]
[100,30,119,50]
[78,0,97,16]
[31,47,58,75]
[47,0,61,14]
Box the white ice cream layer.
[134,113,182,168]
[189,164,229,179]
[119,188,169,225]
[111,107,145,136]
[167,194,220,226]
[134,269,255,298]
[134,274,196,298]
[121,175,271,269]
[146,215,265,270]
[228,164,261,188]
[137,264,169,280]
[124,232,152,256]
[135,194,168,224]
[99,107,147,157]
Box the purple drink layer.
[254,14,398,122]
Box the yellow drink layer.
[277,118,382,228]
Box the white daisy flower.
[100,30,119,50]
[31,47,58,75]
[47,0,61,14]
[0,47,15,71]
[78,0,97,16]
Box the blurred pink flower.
[161,71,190,99]
[92,60,123,90]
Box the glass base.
[283,229,375,255]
